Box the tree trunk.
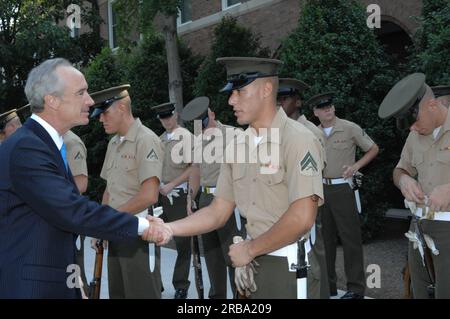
[162,14,184,125]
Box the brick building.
[96,0,422,59]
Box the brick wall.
[96,0,422,56]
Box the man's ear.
[209,110,216,121]
[263,80,274,99]
[428,98,439,109]
[44,94,60,111]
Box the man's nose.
[86,94,95,107]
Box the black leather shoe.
[174,288,188,299]
[340,291,364,299]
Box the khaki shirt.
[320,117,374,178]
[396,110,450,210]
[100,119,163,209]
[215,108,324,239]
[197,121,237,187]
[160,127,193,184]
[63,130,87,177]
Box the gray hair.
[24,58,73,113]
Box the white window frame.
[108,0,118,49]
[221,0,241,11]
[177,0,193,27]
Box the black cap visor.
[90,94,128,118]
[219,72,277,93]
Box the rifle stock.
[191,235,204,299]
[88,239,104,299]
[414,218,436,298]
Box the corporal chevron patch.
[74,151,84,160]
[300,151,318,176]
[146,149,158,161]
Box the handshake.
[142,215,173,245]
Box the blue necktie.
[60,143,68,172]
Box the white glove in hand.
[166,188,180,205]
[233,236,259,297]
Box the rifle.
[191,234,204,299]
[413,217,435,298]
[88,239,104,299]
[292,237,308,299]
[187,181,204,299]
[402,261,412,299]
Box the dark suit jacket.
[0,119,138,298]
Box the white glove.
[166,188,180,205]
[233,236,259,297]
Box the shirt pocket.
[437,150,450,166]
[331,140,351,150]
[257,168,285,186]
[412,152,425,168]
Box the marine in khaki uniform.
[152,102,196,299]
[180,96,245,299]
[63,129,89,297]
[91,84,164,299]
[143,57,325,299]
[310,92,379,299]
[379,74,450,299]
[277,78,329,299]
[0,104,28,141]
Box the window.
[108,0,119,49]
[222,0,241,10]
[177,0,192,26]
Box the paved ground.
[82,216,410,299]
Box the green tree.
[82,34,200,201]
[77,47,126,201]
[194,16,270,126]
[0,0,103,113]
[112,0,185,116]
[409,0,450,85]
[278,0,403,240]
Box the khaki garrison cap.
[180,97,210,122]
[378,73,426,120]
[432,85,450,98]
[90,84,130,118]
[0,103,30,131]
[306,92,335,109]
[151,102,176,119]
[278,78,310,98]
[216,57,283,92]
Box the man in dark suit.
[0,58,162,299]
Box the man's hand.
[342,164,358,179]
[159,183,174,196]
[229,236,255,268]
[428,184,450,212]
[142,217,173,245]
[232,236,259,297]
[90,239,107,252]
[398,174,425,204]
[186,196,197,216]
